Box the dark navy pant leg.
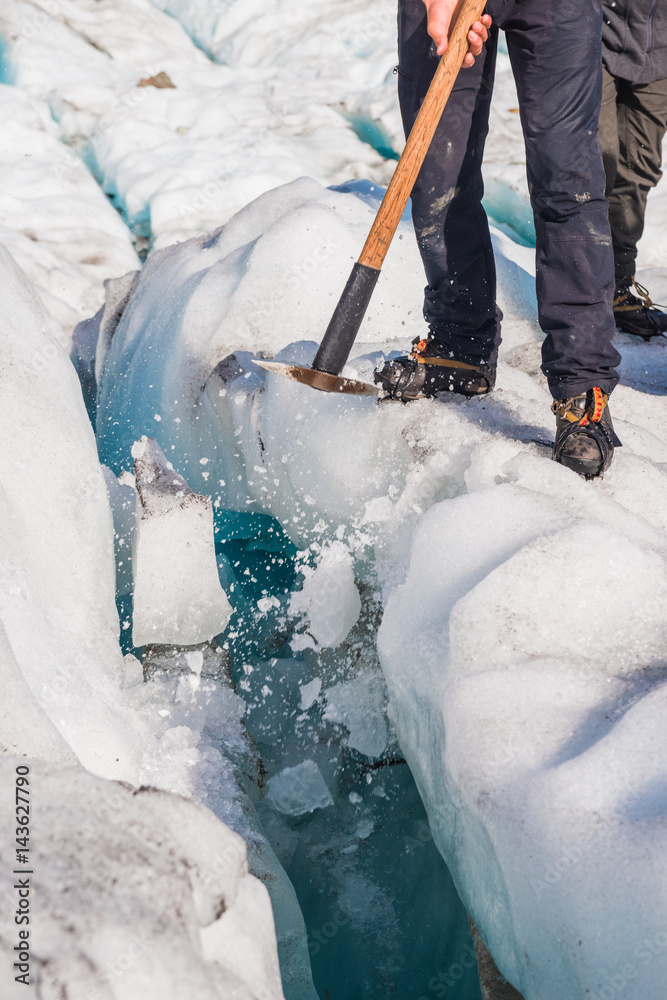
[398,0,501,366]
[503,0,620,398]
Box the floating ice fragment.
[266,760,334,817]
[289,541,361,649]
[257,595,281,614]
[122,653,143,689]
[299,677,322,711]
[355,819,374,840]
[324,673,388,759]
[184,650,204,676]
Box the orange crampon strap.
[410,339,429,358]
[553,387,609,426]
[410,339,482,372]
[579,387,606,427]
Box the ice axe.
[254,0,487,396]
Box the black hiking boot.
[374,337,496,401]
[552,388,621,479]
[613,279,667,339]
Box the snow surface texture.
[0,83,139,335]
[0,757,284,1000]
[0,0,399,264]
[92,177,667,999]
[0,0,665,329]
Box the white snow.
[0,756,285,1000]
[131,436,232,647]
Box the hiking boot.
[613,279,667,339]
[374,337,496,401]
[552,387,621,479]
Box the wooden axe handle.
[359,0,488,270]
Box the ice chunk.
[290,542,361,649]
[267,760,334,817]
[131,436,232,647]
[299,677,322,711]
[324,673,388,759]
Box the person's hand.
[422,0,492,65]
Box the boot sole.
[615,321,667,341]
[375,376,491,402]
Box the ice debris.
[267,760,335,817]
[290,542,361,650]
[323,673,388,759]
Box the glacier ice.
[378,487,667,998]
[88,173,667,998]
[131,642,320,1000]
[0,0,399,252]
[0,622,77,764]
[0,83,139,334]
[3,0,667,993]
[0,246,140,781]
[0,245,317,1000]
[131,435,232,647]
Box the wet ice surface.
[1,1,667,998]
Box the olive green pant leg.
[600,65,667,284]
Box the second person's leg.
[605,72,667,337]
[607,75,667,284]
